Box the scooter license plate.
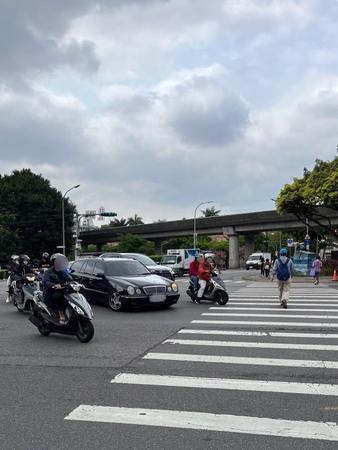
[150,294,166,303]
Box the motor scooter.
[186,271,229,305]
[12,273,40,312]
[29,282,94,343]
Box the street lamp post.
[62,184,80,255]
[193,201,213,250]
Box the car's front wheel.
[108,293,123,311]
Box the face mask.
[280,255,287,263]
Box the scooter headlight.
[69,302,85,316]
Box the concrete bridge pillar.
[223,227,240,269]
[244,234,255,259]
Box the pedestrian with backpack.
[271,248,294,309]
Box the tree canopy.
[201,206,221,217]
[127,214,144,225]
[276,157,338,238]
[0,169,75,262]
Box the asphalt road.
[1,271,338,450]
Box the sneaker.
[195,298,201,304]
[5,297,11,303]
[282,300,288,309]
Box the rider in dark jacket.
[43,254,72,324]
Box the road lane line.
[178,329,338,339]
[144,352,338,369]
[111,373,338,396]
[64,405,338,441]
[164,338,338,351]
[191,320,338,328]
[202,313,338,319]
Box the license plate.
[150,294,166,303]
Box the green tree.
[201,206,221,217]
[116,234,155,255]
[110,217,128,227]
[127,214,144,225]
[276,157,338,238]
[0,169,75,262]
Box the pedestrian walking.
[271,248,294,309]
[264,259,271,278]
[260,256,265,277]
[312,255,322,285]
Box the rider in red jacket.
[196,255,212,303]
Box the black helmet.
[42,252,50,259]
[19,254,30,265]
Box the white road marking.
[178,329,338,339]
[64,405,338,441]
[202,312,338,319]
[227,302,338,306]
[111,373,338,397]
[144,352,338,369]
[192,320,338,328]
[210,307,338,312]
[164,338,338,351]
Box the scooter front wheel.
[76,319,94,343]
[38,325,51,336]
[214,290,229,305]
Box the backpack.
[276,258,290,281]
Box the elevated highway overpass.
[80,209,338,269]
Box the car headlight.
[167,286,172,292]
[135,288,142,295]
[127,286,135,295]
[171,283,178,292]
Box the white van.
[246,252,271,270]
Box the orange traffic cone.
[332,270,337,282]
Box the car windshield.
[161,256,177,264]
[126,254,156,266]
[250,255,261,260]
[105,260,151,276]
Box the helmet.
[19,254,30,265]
[50,253,68,271]
[42,252,50,259]
[11,255,19,261]
[280,248,288,256]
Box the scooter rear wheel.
[76,319,94,343]
[214,290,229,305]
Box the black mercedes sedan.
[70,257,180,311]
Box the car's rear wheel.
[108,293,123,311]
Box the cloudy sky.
[1,0,337,223]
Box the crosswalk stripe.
[64,405,338,441]
[192,320,338,328]
[178,329,338,339]
[229,302,338,306]
[111,373,338,396]
[144,352,338,369]
[164,338,338,351]
[202,312,338,319]
[210,307,338,312]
